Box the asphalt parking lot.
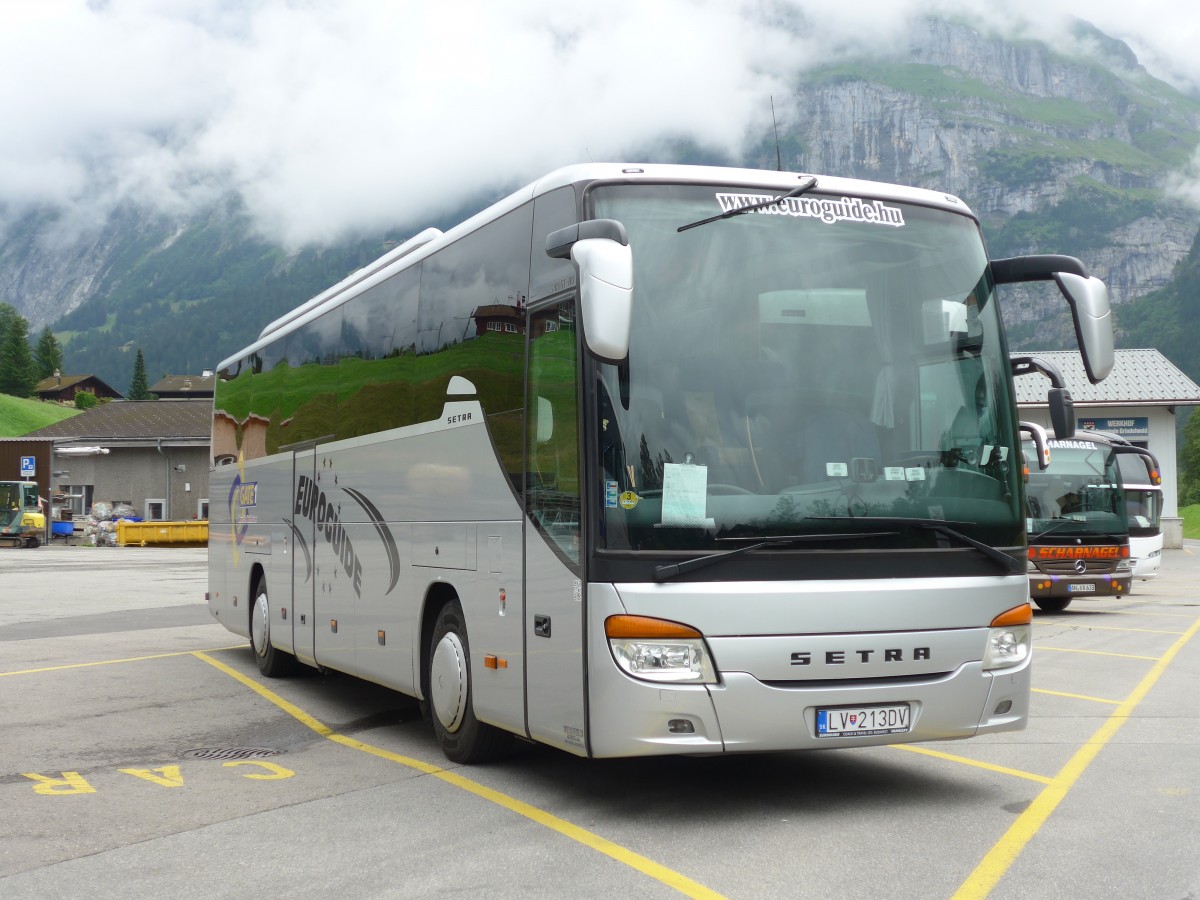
[1,543,1198,899]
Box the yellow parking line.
[954,613,1200,898]
[1034,622,1185,636]
[0,646,245,677]
[1102,609,1200,620]
[1031,688,1120,705]
[892,745,1052,785]
[193,651,724,900]
[1035,646,1159,661]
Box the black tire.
[1034,597,1072,612]
[250,576,297,677]
[427,600,512,764]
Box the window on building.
[59,485,94,517]
[198,499,210,520]
[145,499,166,521]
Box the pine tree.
[33,326,64,382]
[0,303,36,398]
[128,348,153,400]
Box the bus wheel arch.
[417,583,458,718]
[420,587,512,763]
[249,566,297,677]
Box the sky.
[1,0,1198,249]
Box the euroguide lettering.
[714,193,906,227]
[288,476,402,598]
[294,475,364,596]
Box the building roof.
[35,373,123,397]
[1012,349,1200,407]
[25,399,211,442]
[149,374,215,396]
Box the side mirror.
[1047,387,1075,440]
[1111,446,1162,486]
[536,396,554,444]
[1010,355,1075,439]
[1054,272,1114,384]
[992,255,1115,384]
[1019,422,1051,471]
[547,219,633,363]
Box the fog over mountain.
[2,1,1200,390]
[3,0,1198,254]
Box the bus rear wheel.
[427,600,512,764]
[250,576,297,677]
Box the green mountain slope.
[0,394,80,437]
[51,205,407,390]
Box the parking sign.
[20,456,36,477]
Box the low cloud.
[1,0,1196,248]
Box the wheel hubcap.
[252,591,269,658]
[430,632,467,732]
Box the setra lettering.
[791,647,932,665]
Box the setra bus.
[1023,429,1159,611]
[207,163,1114,762]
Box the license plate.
[816,704,911,738]
[1067,583,1096,592]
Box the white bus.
[208,163,1114,762]
[1111,438,1164,581]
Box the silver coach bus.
[207,163,1114,762]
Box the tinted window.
[529,186,578,304]
[417,205,534,483]
[339,264,420,436]
[270,308,342,452]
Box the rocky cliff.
[773,18,1200,337]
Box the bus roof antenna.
[771,96,782,171]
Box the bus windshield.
[589,182,1023,553]
[1024,442,1125,538]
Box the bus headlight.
[605,615,717,684]
[1116,558,1133,572]
[984,604,1032,671]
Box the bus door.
[289,446,318,668]
[523,298,589,755]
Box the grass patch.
[1181,504,1200,540]
[0,394,81,436]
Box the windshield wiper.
[677,176,819,233]
[653,531,895,582]
[808,516,1024,574]
[1031,521,1116,540]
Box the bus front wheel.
[250,576,297,677]
[1034,597,1072,612]
[427,600,512,764]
